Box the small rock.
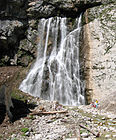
[34,134,42,140]
[46,120,53,123]
[102,117,106,120]
[11,134,16,138]
[81,133,89,138]
[109,127,115,131]
[92,115,96,118]
[105,135,110,138]
[102,126,108,131]
[29,127,33,132]
[113,135,116,138]
[25,131,30,136]
[91,118,93,121]
[86,121,91,124]
[83,138,91,140]
[64,138,77,140]
[113,129,116,133]
[94,124,98,127]
[108,122,112,126]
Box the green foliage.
[28,115,34,120]
[81,14,86,25]
[0,135,3,139]
[0,57,9,66]
[21,127,29,133]
[80,129,85,134]
[21,127,29,137]
[11,90,27,102]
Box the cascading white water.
[19,15,85,106]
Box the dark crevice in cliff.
[40,0,102,18]
[0,0,110,66]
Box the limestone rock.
[81,1,116,104]
[0,20,26,66]
[27,0,103,18]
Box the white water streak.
[19,15,85,106]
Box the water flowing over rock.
[19,15,85,105]
[0,0,113,66]
[0,0,115,105]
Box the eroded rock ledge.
[27,0,102,18]
[0,0,115,66]
[0,0,105,19]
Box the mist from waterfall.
[19,15,85,106]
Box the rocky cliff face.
[81,1,116,103]
[0,0,105,66]
[0,0,28,66]
[0,0,115,102]
[27,0,102,18]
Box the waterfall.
[19,14,85,106]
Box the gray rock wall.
[27,0,102,18]
[0,0,28,66]
[0,0,111,66]
[81,1,116,103]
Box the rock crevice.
[0,0,112,66]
